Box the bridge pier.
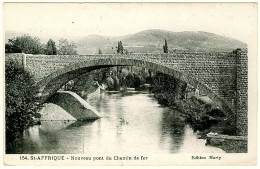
[235,49,248,136]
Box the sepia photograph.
[2,2,258,166]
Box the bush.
[106,77,114,90]
[133,74,142,88]
[111,75,120,91]
[125,73,134,87]
[5,59,40,134]
[206,109,226,118]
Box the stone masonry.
[5,49,248,136]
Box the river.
[10,91,225,154]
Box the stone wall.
[5,53,25,66]
[157,52,237,104]
[235,49,248,136]
[206,133,247,153]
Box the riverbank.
[169,97,235,135]
[151,84,247,153]
[205,133,247,153]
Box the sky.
[3,3,257,43]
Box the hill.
[5,29,247,54]
[76,29,247,54]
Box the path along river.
[12,91,225,154]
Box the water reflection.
[40,120,75,133]
[9,91,225,154]
[159,109,185,153]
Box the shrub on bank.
[5,59,40,153]
[150,72,233,135]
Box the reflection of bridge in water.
[6,49,247,136]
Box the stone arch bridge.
[5,49,247,136]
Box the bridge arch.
[37,58,233,115]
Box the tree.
[5,35,44,54]
[98,49,102,55]
[5,44,12,53]
[117,41,124,54]
[133,73,142,88]
[5,59,40,152]
[163,39,168,53]
[46,39,57,55]
[124,49,129,55]
[57,39,77,55]
[125,73,134,87]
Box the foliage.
[117,41,124,54]
[163,39,168,53]
[106,77,115,90]
[124,49,129,55]
[206,109,226,118]
[150,72,234,135]
[125,73,134,87]
[111,75,120,90]
[5,59,40,135]
[5,35,45,54]
[98,49,102,55]
[71,69,108,96]
[67,66,148,92]
[46,39,57,55]
[152,72,187,106]
[58,39,77,55]
[5,44,12,53]
[133,73,143,88]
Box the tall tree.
[98,48,102,55]
[5,35,44,54]
[117,41,120,54]
[58,39,77,55]
[163,39,168,53]
[46,39,57,55]
[117,41,124,54]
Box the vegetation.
[163,39,168,53]
[46,39,57,55]
[124,49,129,55]
[117,41,124,54]
[69,69,107,96]
[98,48,102,55]
[65,66,149,97]
[5,35,78,55]
[5,59,40,153]
[58,39,77,55]
[151,72,186,105]
[150,72,236,136]
[5,35,45,54]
